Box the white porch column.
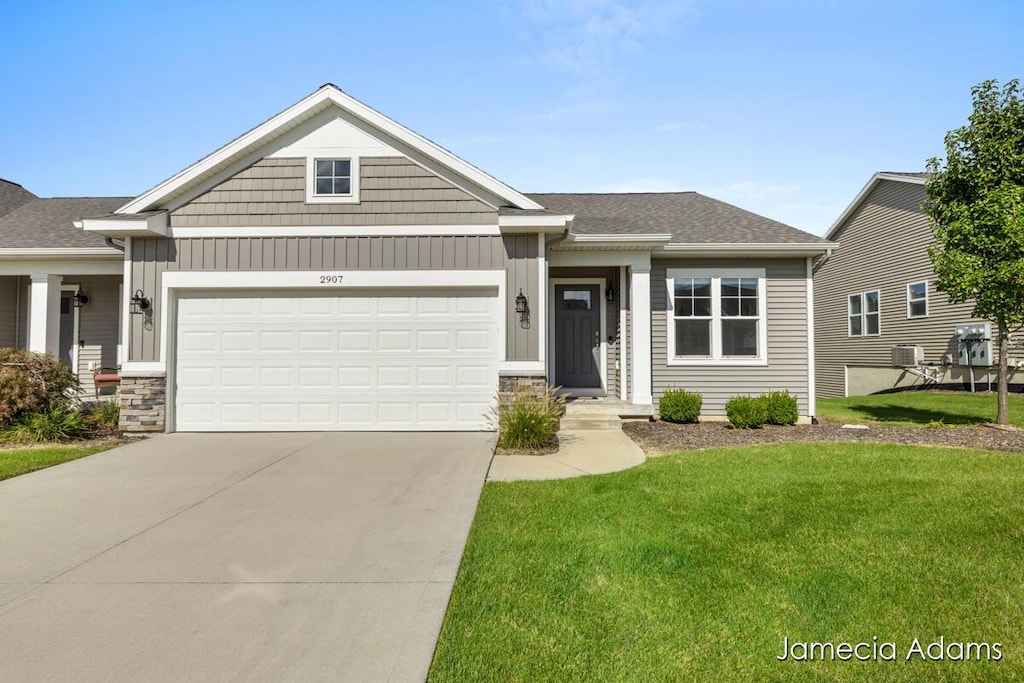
[629,261,653,405]
[28,273,62,356]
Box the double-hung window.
[667,269,767,364]
[848,290,880,336]
[907,281,928,318]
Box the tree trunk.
[997,320,1009,425]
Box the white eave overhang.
[656,242,836,258]
[498,214,574,234]
[0,248,123,260]
[76,212,169,238]
[553,233,673,251]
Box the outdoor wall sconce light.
[515,289,530,328]
[73,291,90,308]
[606,285,616,302]
[130,289,151,315]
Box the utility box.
[955,324,992,366]
[891,345,924,367]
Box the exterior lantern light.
[515,289,530,328]
[73,291,90,308]
[130,289,151,315]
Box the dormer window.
[306,157,360,204]
[315,159,351,196]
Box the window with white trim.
[305,156,360,204]
[667,269,767,364]
[907,281,928,318]
[848,290,880,336]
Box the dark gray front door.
[555,284,601,388]
[58,292,75,368]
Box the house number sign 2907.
[319,275,344,284]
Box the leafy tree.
[926,79,1024,425]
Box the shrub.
[495,387,565,451]
[83,400,120,432]
[726,395,768,429]
[762,390,799,426]
[659,388,702,423]
[0,348,78,429]
[1,408,93,443]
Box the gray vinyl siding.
[170,157,497,227]
[0,277,18,348]
[653,258,810,416]
[814,179,1023,398]
[63,275,120,396]
[129,235,540,363]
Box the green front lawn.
[817,391,1024,427]
[0,444,112,481]
[430,443,1024,682]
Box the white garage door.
[174,289,500,431]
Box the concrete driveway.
[0,432,493,682]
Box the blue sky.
[1,0,1020,235]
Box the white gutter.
[0,248,123,259]
[659,242,835,254]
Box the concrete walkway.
[487,428,646,482]
[0,432,493,683]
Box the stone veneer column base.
[119,373,167,436]
[498,372,549,404]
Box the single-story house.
[0,84,834,433]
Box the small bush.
[495,387,565,451]
[762,390,799,426]
[726,395,768,429]
[0,348,78,429]
[83,400,120,432]
[1,408,93,443]
[659,388,702,423]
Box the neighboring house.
[814,172,1023,398]
[1,84,833,433]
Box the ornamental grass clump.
[1,407,93,443]
[725,395,768,429]
[495,387,565,451]
[659,388,702,423]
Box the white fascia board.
[658,242,836,256]
[168,224,501,238]
[0,248,122,259]
[78,212,168,238]
[561,233,673,249]
[118,85,542,215]
[498,214,573,232]
[0,258,123,276]
[824,172,927,241]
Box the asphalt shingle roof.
[0,179,37,218]
[0,197,131,249]
[521,192,829,244]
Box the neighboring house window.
[666,269,767,365]
[305,157,360,203]
[849,290,880,336]
[907,281,928,318]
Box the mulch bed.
[623,419,1024,455]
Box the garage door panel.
[175,290,499,431]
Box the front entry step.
[559,415,624,431]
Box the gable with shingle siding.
[170,157,497,228]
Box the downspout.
[810,247,833,274]
[104,237,125,252]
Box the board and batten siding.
[170,157,497,227]
[652,258,810,416]
[814,178,1023,398]
[129,234,539,364]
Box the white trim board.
[547,278,608,396]
[0,260,123,277]
[806,257,816,419]
[167,225,502,238]
[825,172,927,240]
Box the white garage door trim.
[157,269,505,432]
